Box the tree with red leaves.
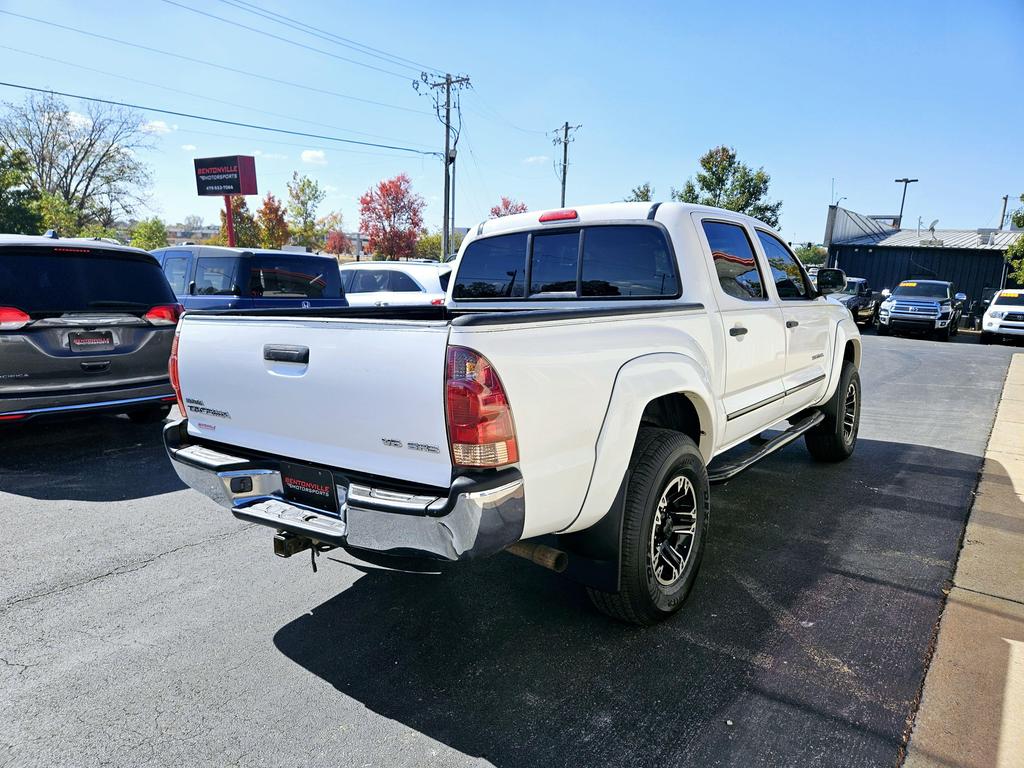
[489,196,528,218]
[324,228,352,257]
[256,192,289,249]
[359,173,424,260]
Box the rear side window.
[438,269,451,292]
[703,221,765,301]
[163,257,189,294]
[194,258,240,295]
[453,226,677,300]
[389,271,422,293]
[249,255,341,299]
[0,248,176,313]
[756,231,809,300]
[453,233,527,298]
[347,269,388,293]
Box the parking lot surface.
[0,333,1017,767]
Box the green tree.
[1011,193,1024,230]
[795,244,827,265]
[414,228,463,261]
[672,145,782,227]
[287,172,327,250]
[625,182,654,202]
[211,196,259,247]
[79,223,118,240]
[1007,236,1024,284]
[0,146,40,233]
[33,191,79,235]
[130,217,169,250]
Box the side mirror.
[816,268,846,296]
[955,292,967,303]
[187,280,196,296]
[881,288,891,298]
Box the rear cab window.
[0,246,176,316]
[452,225,678,300]
[249,254,342,299]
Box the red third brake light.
[0,307,30,330]
[145,303,184,325]
[539,209,578,223]
[446,346,519,468]
[168,327,185,416]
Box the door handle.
[263,345,309,364]
[729,326,748,337]
[80,360,110,372]
[786,320,800,328]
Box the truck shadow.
[273,438,999,767]
[0,414,185,501]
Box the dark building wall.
[827,245,1015,305]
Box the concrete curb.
[904,354,1024,768]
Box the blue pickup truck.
[150,245,347,310]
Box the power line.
[0,10,431,116]
[158,0,411,80]
[215,0,444,76]
[0,45,434,150]
[0,81,442,157]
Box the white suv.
[340,261,452,307]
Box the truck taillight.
[145,303,184,325]
[168,327,185,416]
[446,346,518,468]
[0,307,30,330]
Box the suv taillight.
[0,307,30,330]
[168,327,185,415]
[145,303,184,325]
[446,346,518,467]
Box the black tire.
[980,332,994,345]
[127,404,172,424]
[805,361,860,462]
[587,428,709,626]
[876,322,890,336]
[934,324,953,342]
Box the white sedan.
[340,261,452,307]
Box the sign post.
[193,155,258,247]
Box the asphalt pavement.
[0,331,1017,767]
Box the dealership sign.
[193,155,258,196]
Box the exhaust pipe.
[506,541,568,573]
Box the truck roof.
[473,201,776,239]
[0,234,153,257]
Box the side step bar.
[707,411,825,485]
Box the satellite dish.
[928,219,939,232]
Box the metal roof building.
[824,205,1023,306]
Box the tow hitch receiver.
[273,531,312,558]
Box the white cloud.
[181,144,197,151]
[67,111,93,130]
[523,155,549,165]
[301,149,327,166]
[143,120,174,135]
[253,149,288,160]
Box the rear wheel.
[587,428,709,625]
[805,361,860,462]
[127,404,171,424]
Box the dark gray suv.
[0,235,181,424]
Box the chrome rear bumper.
[163,421,525,561]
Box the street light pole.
[895,178,918,227]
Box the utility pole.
[449,148,457,248]
[1000,195,1009,229]
[416,73,470,257]
[552,122,581,207]
[894,178,918,227]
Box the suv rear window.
[0,247,176,314]
[249,255,342,299]
[452,225,677,300]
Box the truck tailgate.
[176,315,453,488]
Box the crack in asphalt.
[0,525,256,614]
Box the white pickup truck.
[165,202,861,624]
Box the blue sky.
[0,0,1021,244]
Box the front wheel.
[805,361,860,462]
[876,322,890,336]
[587,428,709,625]
[980,331,995,345]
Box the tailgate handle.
[264,345,309,364]
[80,360,110,372]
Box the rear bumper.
[163,421,525,561]
[0,381,174,420]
